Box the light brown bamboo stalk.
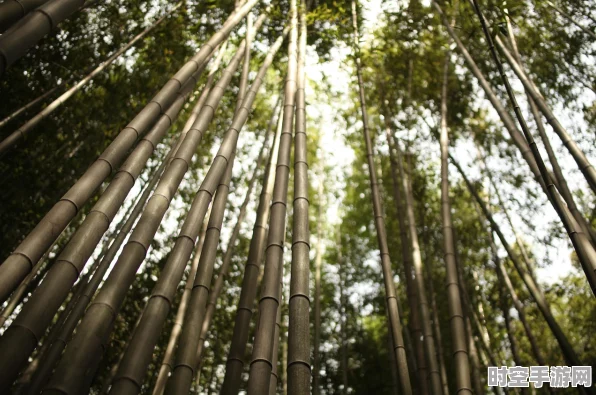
[220,93,284,395]
[494,35,596,195]
[245,1,298,391]
[425,255,450,395]
[0,2,184,157]
[502,15,596,243]
[40,29,263,395]
[313,168,324,395]
[450,154,585,367]
[288,0,311,392]
[545,0,596,40]
[470,0,596,297]
[160,29,288,395]
[0,0,256,306]
[0,83,61,129]
[454,247,485,395]
[350,1,412,393]
[437,50,473,395]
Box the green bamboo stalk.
[287,1,311,392]
[350,1,412,393]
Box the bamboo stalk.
[288,0,311,392]
[220,96,284,394]
[350,1,412,393]
[245,0,299,390]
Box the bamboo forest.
[0,0,595,393]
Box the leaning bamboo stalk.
[0,237,58,328]
[383,111,425,393]
[470,0,596,296]
[0,0,49,33]
[494,250,553,380]
[197,127,274,364]
[41,36,256,394]
[470,173,553,383]
[195,106,278,367]
[502,16,596,243]
[152,215,209,395]
[495,242,525,372]
[0,83,61,129]
[23,188,142,393]
[287,1,311,393]
[432,1,545,189]
[162,30,288,395]
[220,94,284,395]
[350,1,412,393]
[0,2,183,157]
[0,75,197,391]
[0,0,86,74]
[0,0,257,305]
[545,0,596,40]
[494,35,596,194]
[450,154,586,367]
[162,151,238,395]
[397,141,442,395]
[438,52,473,395]
[192,21,269,374]
[245,1,299,391]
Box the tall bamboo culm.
[350,1,412,394]
[220,94,285,395]
[438,52,473,395]
[383,110,426,394]
[288,0,311,393]
[194,102,277,369]
[246,0,299,390]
